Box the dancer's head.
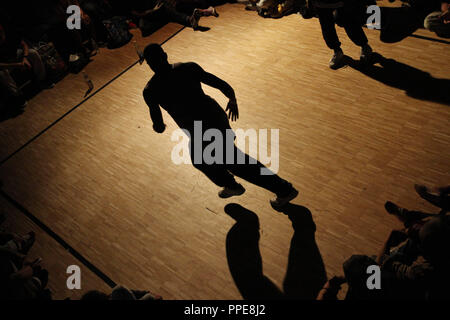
[143,43,169,73]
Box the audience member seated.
[0,22,48,109]
[28,0,96,64]
[78,0,115,45]
[317,256,383,300]
[81,285,163,300]
[0,230,51,300]
[318,184,450,300]
[0,231,35,257]
[424,1,450,38]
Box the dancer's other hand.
[226,98,239,122]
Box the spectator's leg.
[424,12,450,38]
[26,49,46,82]
[415,184,450,211]
[316,8,342,50]
[0,70,26,106]
[338,5,369,47]
[47,24,83,61]
[0,70,21,97]
[139,15,168,37]
[384,201,436,226]
[81,0,113,42]
[161,4,192,26]
[316,7,347,68]
[176,0,209,15]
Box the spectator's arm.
[21,41,29,58]
[0,62,23,70]
[9,265,33,281]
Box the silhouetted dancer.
[142,44,298,208]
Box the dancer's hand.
[153,122,166,133]
[226,99,239,122]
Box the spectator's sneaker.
[414,184,429,198]
[20,231,36,254]
[203,6,219,17]
[360,44,373,63]
[218,183,245,198]
[384,201,404,217]
[69,54,80,63]
[190,10,201,29]
[36,269,49,288]
[270,185,298,209]
[329,49,344,69]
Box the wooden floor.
[0,4,449,299]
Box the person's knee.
[26,48,40,62]
[424,12,442,31]
[0,71,20,96]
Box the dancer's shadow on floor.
[224,203,327,300]
[342,53,450,106]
